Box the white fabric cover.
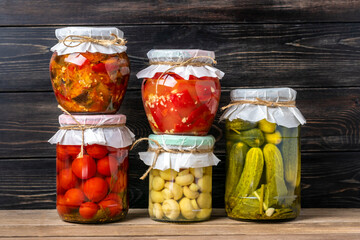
[138,135,221,172]
[48,114,135,148]
[136,49,225,80]
[220,88,306,128]
[50,27,127,55]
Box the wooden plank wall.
[0,0,359,209]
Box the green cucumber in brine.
[225,142,249,203]
[229,147,264,209]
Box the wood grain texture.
[1,151,359,209]
[1,24,360,92]
[0,88,359,159]
[1,0,360,25]
[0,209,359,239]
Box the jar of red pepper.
[49,114,135,223]
[50,27,130,114]
[136,49,224,136]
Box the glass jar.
[50,27,130,114]
[49,114,135,223]
[136,49,224,135]
[137,134,221,222]
[220,88,306,221]
[149,167,213,222]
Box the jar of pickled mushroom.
[136,49,224,135]
[49,113,135,223]
[50,27,130,114]
[220,88,306,221]
[136,134,220,222]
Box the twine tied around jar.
[221,98,296,111]
[130,137,214,180]
[57,105,125,158]
[149,56,217,81]
[60,33,127,47]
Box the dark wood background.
[0,0,359,209]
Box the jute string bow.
[149,56,217,80]
[60,33,127,47]
[130,138,214,180]
[58,105,125,158]
[221,98,296,111]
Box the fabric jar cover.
[220,88,306,128]
[138,134,221,172]
[50,27,127,56]
[48,114,135,149]
[136,49,225,80]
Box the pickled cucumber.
[226,119,257,131]
[229,147,264,209]
[225,142,248,201]
[224,118,301,220]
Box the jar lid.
[55,27,124,41]
[220,87,306,128]
[138,134,220,172]
[50,27,127,56]
[136,49,225,80]
[230,87,297,102]
[59,114,126,126]
[49,114,135,148]
[147,49,215,64]
[149,134,215,149]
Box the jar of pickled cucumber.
[49,114,135,223]
[220,88,306,221]
[136,49,224,135]
[50,27,130,114]
[137,134,221,222]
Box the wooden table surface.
[0,209,359,239]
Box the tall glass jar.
[136,49,224,135]
[137,134,221,222]
[50,27,130,114]
[220,88,306,221]
[49,114,135,223]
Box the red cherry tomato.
[99,199,122,217]
[83,177,108,202]
[64,188,85,207]
[65,145,81,158]
[56,177,66,195]
[72,155,96,179]
[56,145,71,162]
[85,144,108,159]
[58,168,77,190]
[97,156,119,177]
[104,193,122,203]
[57,195,70,215]
[56,158,68,173]
[79,202,99,219]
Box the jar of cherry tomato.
[50,27,130,114]
[137,134,221,222]
[49,114,135,223]
[136,49,224,135]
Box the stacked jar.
[136,49,225,222]
[48,27,134,223]
[220,88,306,221]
